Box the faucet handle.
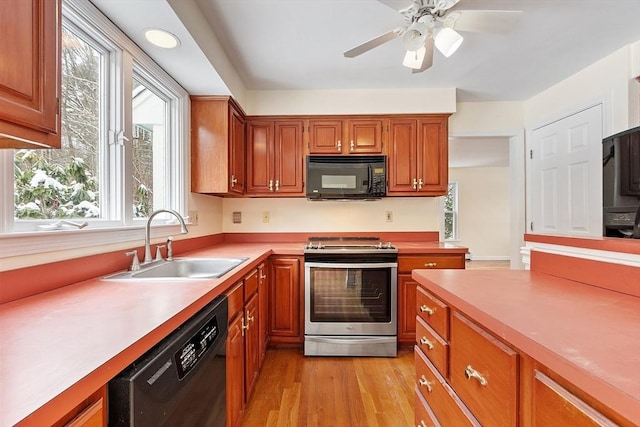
[125,250,141,271]
[154,245,166,262]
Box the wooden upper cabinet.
[191,96,246,195]
[246,119,304,196]
[388,115,449,196]
[0,0,61,149]
[307,117,384,155]
[308,119,343,154]
[347,119,384,154]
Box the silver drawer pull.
[464,365,488,386]
[420,337,434,350]
[418,421,427,427]
[420,305,435,315]
[424,262,437,268]
[418,375,433,392]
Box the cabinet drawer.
[415,347,480,427]
[399,255,465,272]
[416,316,448,377]
[244,269,258,299]
[532,370,617,427]
[415,387,441,427]
[450,312,518,427]
[416,287,449,339]
[227,282,244,320]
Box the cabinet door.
[308,120,343,154]
[417,116,448,195]
[246,120,275,195]
[244,294,260,403]
[388,119,419,193]
[52,386,107,427]
[227,314,245,427]
[532,370,618,427]
[274,120,304,194]
[347,119,384,154]
[269,257,301,343]
[0,0,61,148]
[257,263,269,365]
[398,274,417,344]
[191,96,245,195]
[229,107,246,194]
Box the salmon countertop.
[0,240,465,426]
[412,269,640,424]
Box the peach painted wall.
[221,197,441,234]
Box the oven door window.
[309,266,391,323]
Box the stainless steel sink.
[103,257,249,281]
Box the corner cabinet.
[388,115,450,196]
[0,0,61,149]
[307,117,385,155]
[191,96,245,195]
[246,119,304,196]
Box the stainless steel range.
[304,236,398,357]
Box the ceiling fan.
[343,0,522,73]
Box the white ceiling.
[89,0,640,167]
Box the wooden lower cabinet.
[226,267,266,427]
[268,256,302,344]
[414,283,635,426]
[226,283,245,427]
[398,254,464,345]
[532,370,617,426]
[52,386,107,427]
[257,262,269,365]
[398,274,417,343]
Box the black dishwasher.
[109,295,228,426]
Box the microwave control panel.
[371,167,386,196]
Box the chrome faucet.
[143,209,188,265]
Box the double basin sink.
[103,257,249,281]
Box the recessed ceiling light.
[143,28,180,49]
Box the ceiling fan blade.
[412,38,434,73]
[344,28,403,58]
[442,10,523,33]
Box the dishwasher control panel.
[174,314,220,380]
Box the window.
[0,0,188,257]
[443,182,458,241]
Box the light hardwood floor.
[241,348,416,427]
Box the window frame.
[0,0,189,259]
[442,181,459,241]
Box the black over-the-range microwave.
[306,155,387,200]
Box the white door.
[528,104,603,236]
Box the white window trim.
[0,0,190,260]
[442,181,459,242]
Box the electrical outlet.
[385,211,393,222]
[188,210,199,225]
[232,211,242,224]
[262,211,270,223]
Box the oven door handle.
[304,262,398,269]
[305,336,396,345]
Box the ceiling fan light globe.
[402,45,427,69]
[434,26,463,57]
[402,22,429,51]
